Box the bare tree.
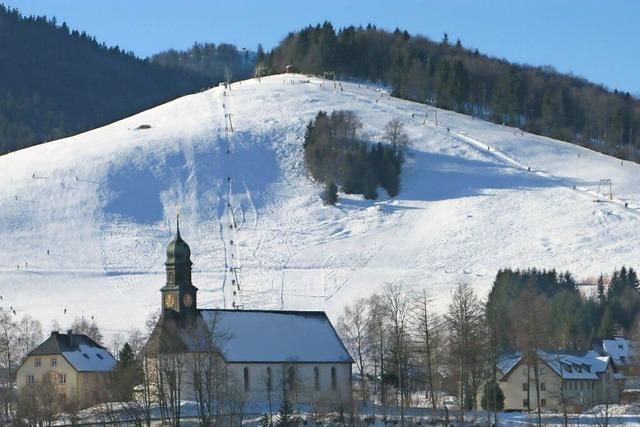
[512,283,549,427]
[381,283,414,426]
[367,294,388,416]
[337,297,370,411]
[0,312,18,420]
[189,314,231,427]
[445,281,484,425]
[383,118,411,156]
[412,290,443,409]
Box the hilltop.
[0,74,638,336]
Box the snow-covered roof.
[603,337,633,364]
[200,309,353,363]
[500,349,617,381]
[26,332,116,372]
[497,352,523,375]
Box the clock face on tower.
[183,293,193,307]
[164,293,176,309]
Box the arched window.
[287,366,296,392]
[243,367,250,392]
[314,367,320,391]
[331,366,337,390]
[266,367,272,392]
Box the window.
[522,368,528,376]
[96,354,103,360]
[243,367,249,392]
[541,398,547,407]
[540,382,546,391]
[314,367,320,391]
[266,367,272,392]
[287,366,297,392]
[51,357,57,367]
[523,399,529,407]
[580,382,584,390]
[35,357,41,367]
[522,382,528,391]
[59,373,66,384]
[27,375,35,384]
[331,366,337,391]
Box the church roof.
[25,331,116,372]
[144,309,353,364]
[199,309,353,363]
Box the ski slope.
[1,74,639,338]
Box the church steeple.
[161,215,198,317]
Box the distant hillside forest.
[0,6,251,155]
[264,23,640,162]
[150,42,256,84]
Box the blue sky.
[5,0,639,94]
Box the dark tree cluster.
[0,6,230,155]
[304,110,404,202]
[487,266,640,353]
[264,23,640,162]
[150,42,255,84]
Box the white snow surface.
[200,309,352,363]
[1,73,639,339]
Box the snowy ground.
[1,74,639,339]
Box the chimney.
[51,331,59,336]
[67,329,73,346]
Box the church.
[142,219,353,412]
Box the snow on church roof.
[200,309,353,363]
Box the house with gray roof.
[493,350,623,412]
[16,330,116,406]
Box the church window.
[266,367,272,391]
[331,366,337,390]
[314,367,320,391]
[243,367,249,392]
[287,366,297,392]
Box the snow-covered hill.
[1,74,639,338]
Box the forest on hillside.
[264,23,640,162]
[150,42,256,84]
[0,6,251,155]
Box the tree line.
[335,266,640,426]
[0,5,251,155]
[150,42,255,85]
[304,110,408,203]
[264,23,640,162]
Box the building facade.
[143,219,353,411]
[16,331,116,407]
[495,350,623,413]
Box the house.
[16,331,116,407]
[142,219,353,411]
[601,337,633,366]
[494,350,623,412]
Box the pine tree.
[276,397,297,427]
[597,306,615,339]
[321,181,338,205]
[597,274,606,304]
[480,382,504,411]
